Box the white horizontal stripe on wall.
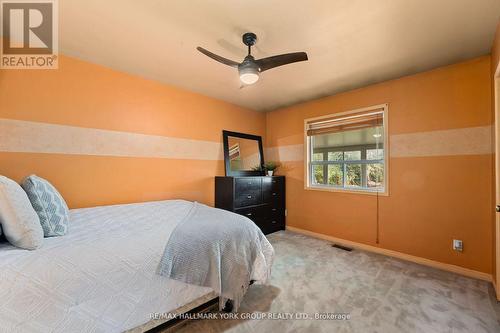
[1,119,492,161]
[0,118,224,160]
[390,126,493,157]
[265,144,304,162]
[265,126,493,162]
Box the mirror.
[223,130,264,176]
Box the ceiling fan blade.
[256,52,308,72]
[196,47,239,68]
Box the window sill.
[304,185,389,196]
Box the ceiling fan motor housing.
[239,55,260,72]
[242,32,257,46]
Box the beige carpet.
[166,231,500,333]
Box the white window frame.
[304,104,389,196]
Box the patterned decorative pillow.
[0,175,43,249]
[22,175,69,237]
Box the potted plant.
[251,165,264,173]
[264,161,279,176]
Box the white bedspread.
[0,200,214,333]
[158,202,274,311]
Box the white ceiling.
[60,0,500,112]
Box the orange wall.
[266,56,493,274]
[491,21,500,286]
[0,55,266,208]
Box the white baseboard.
[286,226,492,282]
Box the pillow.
[22,175,69,237]
[0,176,43,249]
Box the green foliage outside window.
[346,164,361,186]
[313,165,324,184]
[328,165,342,185]
[311,148,384,190]
[313,153,324,161]
[367,163,384,187]
[328,151,343,161]
[344,151,361,161]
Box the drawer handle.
[271,208,277,212]
[247,195,252,199]
[272,180,277,183]
[246,213,252,216]
[271,220,277,224]
[272,193,277,196]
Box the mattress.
[0,200,215,333]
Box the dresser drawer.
[215,176,286,235]
[235,206,284,234]
[235,177,262,193]
[257,216,285,234]
[234,178,262,207]
[256,205,285,234]
[237,205,283,219]
[262,177,283,192]
[261,205,284,218]
[234,190,261,208]
[262,177,284,206]
[234,206,262,220]
[263,189,283,206]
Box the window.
[305,105,387,194]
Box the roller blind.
[306,108,384,136]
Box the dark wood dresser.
[215,176,286,235]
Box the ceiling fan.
[197,32,308,85]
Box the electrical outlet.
[453,239,463,252]
[285,209,288,217]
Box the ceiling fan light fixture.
[239,67,259,85]
[197,32,308,86]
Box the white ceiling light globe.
[240,71,259,85]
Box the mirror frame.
[222,130,265,177]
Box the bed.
[0,200,220,333]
